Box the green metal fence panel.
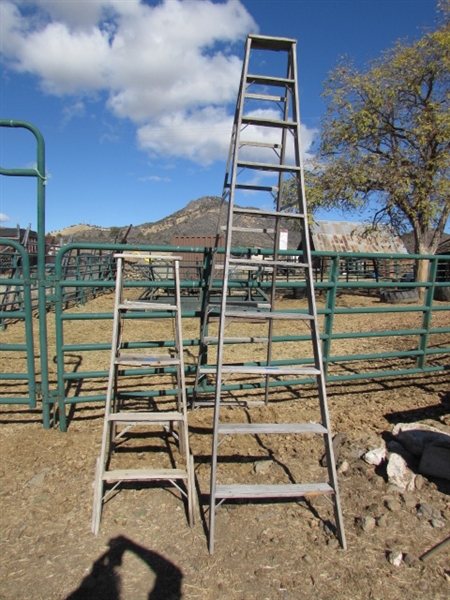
[52,242,450,431]
[0,239,37,407]
[0,120,51,421]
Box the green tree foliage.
[293,0,450,257]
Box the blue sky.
[0,0,445,234]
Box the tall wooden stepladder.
[207,34,346,553]
[92,253,195,534]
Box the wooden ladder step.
[237,160,300,173]
[215,482,334,500]
[120,300,177,312]
[115,353,180,367]
[222,225,276,234]
[108,411,184,423]
[229,257,308,269]
[204,336,269,344]
[246,74,294,87]
[103,468,188,482]
[207,301,271,312]
[233,207,305,219]
[230,182,279,193]
[199,365,320,376]
[244,92,285,102]
[218,422,327,435]
[241,116,298,130]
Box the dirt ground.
[0,292,449,600]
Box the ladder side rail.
[290,49,347,550]
[209,33,253,555]
[92,253,123,533]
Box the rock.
[419,446,450,481]
[392,423,450,457]
[417,502,441,520]
[376,515,388,528]
[387,550,403,567]
[27,467,51,487]
[415,474,425,490]
[385,498,402,512]
[403,553,420,567]
[401,492,417,509]
[337,459,350,474]
[254,459,273,474]
[363,446,386,466]
[361,516,376,532]
[386,453,415,491]
[431,518,446,529]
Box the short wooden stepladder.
[200,34,346,553]
[92,253,195,534]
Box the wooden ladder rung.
[103,468,188,482]
[108,411,184,423]
[199,365,320,376]
[218,422,327,435]
[204,336,269,344]
[120,300,177,312]
[115,353,180,367]
[215,482,334,500]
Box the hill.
[51,196,302,249]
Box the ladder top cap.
[248,34,297,49]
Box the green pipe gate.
[1,120,449,431]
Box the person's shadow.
[65,535,183,600]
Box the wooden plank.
[108,411,183,423]
[199,365,320,376]
[244,92,285,102]
[233,207,305,219]
[120,300,177,311]
[204,336,269,344]
[229,257,308,269]
[103,468,188,482]
[218,422,327,435]
[241,116,298,130]
[215,482,334,499]
[116,353,180,366]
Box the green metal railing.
[51,242,450,431]
[0,120,51,424]
[0,240,37,407]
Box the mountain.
[50,196,302,250]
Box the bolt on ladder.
[92,253,195,534]
[205,34,346,553]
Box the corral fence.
[0,240,449,431]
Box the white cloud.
[0,213,10,222]
[61,99,86,125]
[1,1,317,165]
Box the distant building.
[310,221,408,254]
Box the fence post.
[417,257,437,370]
[0,120,51,427]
